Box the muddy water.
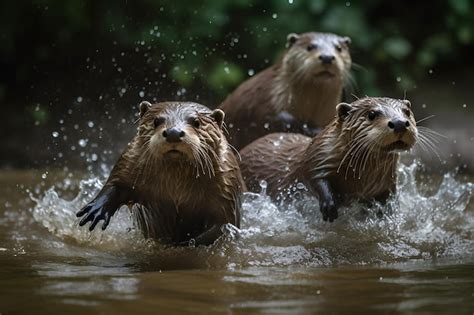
[0,164,473,314]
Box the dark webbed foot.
[313,179,338,222]
[320,194,338,222]
[77,196,116,231]
[76,185,128,231]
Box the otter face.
[337,97,417,153]
[137,101,225,175]
[284,32,351,81]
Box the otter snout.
[388,119,410,133]
[163,127,185,143]
[319,54,335,64]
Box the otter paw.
[76,200,116,231]
[320,199,338,222]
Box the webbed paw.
[320,196,338,223]
[76,197,117,231]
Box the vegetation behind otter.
[0,0,473,170]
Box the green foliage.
[0,0,473,100]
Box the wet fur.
[78,102,245,245]
[240,97,418,219]
[220,32,352,150]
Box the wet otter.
[240,97,418,222]
[220,32,352,150]
[77,101,245,245]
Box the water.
[0,162,473,314]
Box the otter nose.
[162,127,185,143]
[319,54,335,64]
[388,120,410,133]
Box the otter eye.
[367,111,378,121]
[335,44,342,52]
[191,118,200,128]
[307,43,317,51]
[153,117,165,128]
[403,109,411,117]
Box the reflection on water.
[0,161,473,314]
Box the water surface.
[0,164,473,314]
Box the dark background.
[1,0,473,172]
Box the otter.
[219,32,352,150]
[77,101,245,246]
[239,97,418,222]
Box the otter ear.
[139,101,152,117]
[337,103,353,120]
[286,33,300,48]
[402,99,411,108]
[210,109,225,128]
[342,36,351,46]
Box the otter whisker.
[416,115,436,124]
[344,138,369,180]
[190,142,206,176]
[227,143,242,162]
[417,126,446,140]
[417,134,442,161]
[354,135,379,179]
[336,132,368,174]
[348,138,371,179]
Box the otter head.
[137,101,226,175]
[336,97,417,154]
[284,32,352,84]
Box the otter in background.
[77,101,245,246]
[220,32,352,150]
[240,97,418,222]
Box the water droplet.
[52,131,59,138]
[259,180,268,194]
[272,13,277,19]
[78,139,88,147]
[41,172,48,179]
[139,91,145,98]
[224,67,230,74]
[248,69,255,76]
[76,96,83,103]
[296,182,305,190]
[91,153,98,161]
[396,77,401,82]
[288,0,293,4]
[87,121,94,128]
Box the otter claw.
[320,199,338,222]
[77,200,115,231]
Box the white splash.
[30,162,473,267]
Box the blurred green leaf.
[383,37,412,60]
[208,61,244,93]
[448,0,470,15]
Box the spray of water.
[29,161,473,268]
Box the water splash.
[29,162,473,268]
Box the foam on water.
[29,161,473,268]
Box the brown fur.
[240,97,417,220]
[78,101,245,245]
[220,32,352,150]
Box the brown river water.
[0,163,473,314]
